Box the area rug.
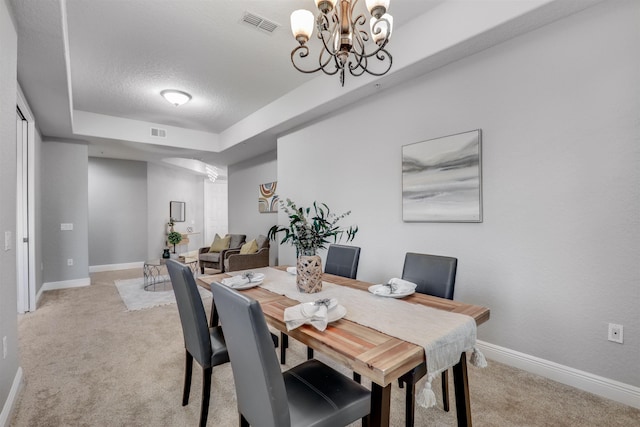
[114,277,211,311]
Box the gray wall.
[41,141,89,283]
[0,0,20,415]
[228,150,278,266]
[275,1,639,387]
[88,158,147,266]
[147,163,205,258]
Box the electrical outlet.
[2,336,7,359]
[608,323,623,344]
[67,258,74,266]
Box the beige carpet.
[10,268,640,426]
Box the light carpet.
[115,277,211,311]
[11,268,640,427]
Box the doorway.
[16,93,36,313]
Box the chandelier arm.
[291,43,341,76]
[316,19,339,58]
[291,45,325,74]
[347,30,368,75]
[355,50,393,77]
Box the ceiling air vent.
[241,11,279,34]
[150,127,166,138]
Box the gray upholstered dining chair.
[166,260,230,427]
[398,252,458,427]
[324,244,361,279]
[209,280,371,427]
[280,244,361,364]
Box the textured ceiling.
[10,0,603,173]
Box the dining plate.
[227,279,262,290]
[367,284,415,298]
[300,301,346,323]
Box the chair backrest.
[401,253,457,300]
[256,234,270,250]
[210,282,289,427]
[324,244,361,279]
[166,260,212,367]
[229,234,247,249]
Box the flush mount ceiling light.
[290,0,393,86]
[160,89,192,107]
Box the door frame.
[17,88,36,313]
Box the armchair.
[223,235,270,272]
[198,234,246,274]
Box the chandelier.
[290,0,393,86]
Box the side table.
[143,257,198,291]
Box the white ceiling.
[9,0,603,177]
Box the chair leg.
[183,351,193,406]
[442,369,450,412]
[405,381,416,427]
[280,333,289,364]
[200,367,212,427]
[353,372,361,383]
[270,332,279,348]
[307,347,314,360]
[240,413,249,427]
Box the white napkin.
[284,298,337,332]
[221,275,250,288]
[373,278,417,295]
[286,266,297,275]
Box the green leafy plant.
[268,198,358,257]
[167,231,183,253]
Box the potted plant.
[167,231,183,254]
[268,198,358,293]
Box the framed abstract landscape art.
[402,130,483,222]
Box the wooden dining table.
[197,266,490,427]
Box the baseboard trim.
[476,340,640,409]
[41,277,91,291]
[0,367,23,427]
[89,262,144,273]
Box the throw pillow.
[239,239,258,255]
[209,234,231,253]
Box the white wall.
[147,163,205,258]
[0,0,20,419]
[203,180,228,246]
[228,150,278,266]
[276,0,639,389]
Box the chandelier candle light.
[290,0,393,86]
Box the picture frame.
[169,201,186,222]
[258,181,279,213]
[402,130,482,222]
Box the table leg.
[452,352,472,427]
[368,383,391,427]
